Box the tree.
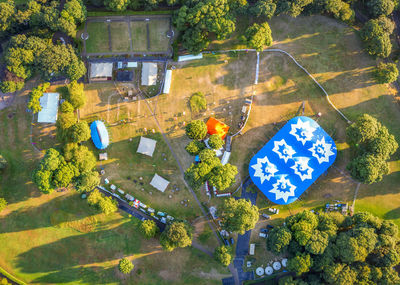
[52,161,78,188]
[185,120,208,140]
[287,253,313,276]
[185,140,205,156]
[56,112,76,140]
[325,0,354,22]
[98,196,118,214]
[242,22,273,52]
[104,0,129,11]
[366,0,395,18]
[214,245,232,266]
[60,101,74,113]
[276,0,313,17]
[160,221,193,251]
[118,258,134,274]
[360,19,392,58]
[174,0,236,52]
[27,82,50,113]
[219,198,259,234]
[65,145,97,174]
[70,121,90,143]
[346,114,381,146]
[76,171,100,192]
[189,92,207,113]
[139,220,158,238]
[374,62,399,83]
[66,80,86,109]
[208,163,238,191]
[368,127,398,159]
[87,189,103,206]
[347,154,389,184]
[208,134,224,149]
[250,0,276,19]
[63,0,86,24]
[0,81,24,93]
[267,227,293,253]
[0,0,15,32]
[0,198,7,212]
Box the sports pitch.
[85,16,172,54]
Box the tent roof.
[137,136,157,157]
[163,69,172,94]
[37,93,59,123]
[90,121,110,149]
[249,116,337,205]
[206,117,230,139]
[90,63,113,78]
[141,62,157,86]
[150,173,170,192]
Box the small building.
[127,62,138,68]
[137,136,157,157]
[206,117,230,139]
[178,54,203,62]
[37,93,60,123]
[141,62,157,86]
[150,173,170,193]
[99,153,108,161]
[116,70,133,82]
[90,63,113,80]
[90,121,110,150]
[249,243,255,255]
[163,70,172,94]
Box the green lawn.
[109,22,131,52]
[86,22,109,53]
[131,21,148,52]
[148,18,170,52]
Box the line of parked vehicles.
[259,225,274,238]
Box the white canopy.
[141,62,157,86]
[37,93,59,123]
[273,261,281,270]
[282,258,288,267]
[265,266,273,275]
[256,267,264,276]
[137,136,157,157]
[150,173,170,193]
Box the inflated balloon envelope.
[249,116,337,205]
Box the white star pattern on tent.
[251,156,278,184]
[290,157,314,181]
[272,139,296,163]
[289,118,316,145]
[269,175,296,203]
[309,137,335,164]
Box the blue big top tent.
[249,116,337,205]
[90,121,109,150]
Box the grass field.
[84,17,171,54]
[110,22,131,52]
[131,21,148,51]
[86,22,110,53]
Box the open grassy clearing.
[149,18,170,52]
[86,22,109,53]
[131,21,148,52]
[110,22,131,52]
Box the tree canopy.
[118,258,134,274]
[189,92,207,113]
[346,114,397,183]
[185,120,208,140]
[360,18,393,58]
[267,211,400,284]
[0,198,7,212]
[27,82,50,113]
[140,219,158,238]
[185,140,205,156]
[218,198,259,234]
[214,245,232,266]
[374,62,399,84]
[70,121,91,143]
[87,189,118,214]
[208,134,224,150]
[242,22,273,51]
[160,221,193,251]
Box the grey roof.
[141,62,157,86]
[90,63,113,78]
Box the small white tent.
[137,136,157,157]
[150,174,170,193]
[37,93,60,123]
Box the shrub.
[139,220,158,238]
[185,140,205,156]
[208,134,224,149]
[0,81,24,93]
[60,101,74,113]
[374,62,399,83]
[189,92,207,113]
[185,120,208,140]
[214,245,232,266]
[0,198,7,212]
[118,258,134,274]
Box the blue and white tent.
[90,121,109,150]
[249,116,337,205]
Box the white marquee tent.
[137,136,157,157]
[150,173,170,193]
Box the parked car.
[262,213,271,219]
[260,228,269,233]
[224,239,229,246]
[230,237,234,245]
[267,225,274,229]
[259,233,267,238]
